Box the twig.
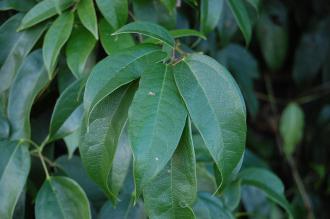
[264,74,316,219]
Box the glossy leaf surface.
[49,79,85,141]
[129,64,187,195]
[143,120,197,219]
[35,176,91,219]
[239,168,293,219]
[66,25,97,78]
[19,0,75,30]
[174,54,246,190]
[84,44,166,122]
[113,21,175,47]
[77,0,98,39]
[200,0,222,34]
[80,85,135,200]
[0,140,30,219]
[99,18,135,55]
[43,11,74,76]
[0,14,47,93]
[227,0,252,44]
[8,50,49,140]
[96,0,128,30]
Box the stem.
[286,154,315,219]
[19,138,39,149]
[38,149,50,179]
[264,74,315,219]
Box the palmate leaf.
[80,84,136,201]
[83,44,166,123]
[128,64,187,196]
[18,0,76,30]
[0,13,47,93]
[174,54,246,191]
[8,49,50,140]
[143,119,197,219]
[113,21,175,48]
[0,140,30,219]
[35,176,91,219]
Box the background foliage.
[0,0,330,218]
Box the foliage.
[0,0,329,219]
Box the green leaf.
[279,103,304,155]
[256,1,288,71]
[170,29,206,39]
[193,192,235,219]
[49,79,85,141]
[55,155,106,207]
[43,11,74,76]
[128,64,187,196]
[113,21,175,48]
[0,14,47,93]
[8,50,50,140]
[227,0,253,44]
[200,0,222,34]
[35,176,91,219]
[173,54,246,191]
[0,0,35,11]
[132,0,177,29]
[246,0,261,12]
[18,0,75,30]
[99,18,135,55]
[0,140,30,219]
[63,128,81,158]
[77,0,98,39]
[216,0,238,47]
[99,200,146,219]
[239,168,293,219]
[160,0,176,13]
[293,30,328,84]
[83,44,166,122]
[216,44,260,118]
[96,0,128,30]
[221,180,241,211]
[110,127,132,198]
[80,84,136,201]
[0,113,9,139]
[143,119,197,219]
[66,25,97,78]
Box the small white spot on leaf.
[148,91,156,96]
[155,157,159,161]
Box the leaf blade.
[83,44,166,122]
[0,140,30,219]
[113,21,175,47]
[227,0,252,44]
[128,64,187,196]
[174,54,246,191]
[43,11,74,76]
[35,176,91,219]
[19,0,75,30]
[143,119,197,219]
[96,0,128,30]
[7,50,50,140]
[77,0,98,39]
